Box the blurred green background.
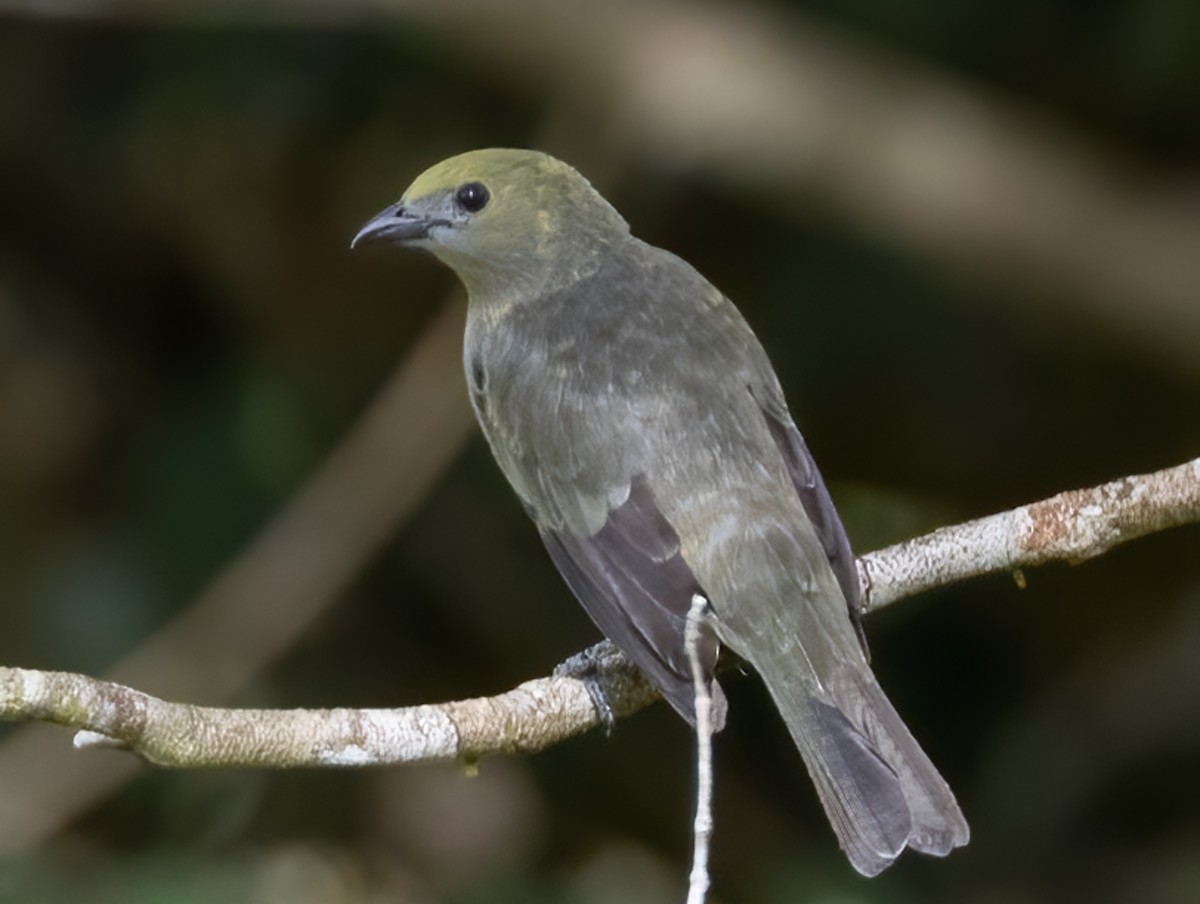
[1,1,1198,902]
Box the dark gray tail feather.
[760,662,969,876]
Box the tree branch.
[861,455,1200,612]
[3,456,1197,768]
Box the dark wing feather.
[757,403,868,654]
[539,476,726,727]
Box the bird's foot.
[553,640,628,735]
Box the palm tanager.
[352,148,968,876]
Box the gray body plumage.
[353,148,968,876]
[464,237,966,876]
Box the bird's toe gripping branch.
[552,640,635,735]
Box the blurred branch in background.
[0,298,474,853]
[3,0,1199,376]
[2,456,1196,774]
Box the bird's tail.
[756,657,969,876]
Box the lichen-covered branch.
[860,456,1200,612]
[0,646,658,769]
[2,457,1197,769]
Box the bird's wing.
[538,475,725,727]
[750,384,867,652]
[467,318,725,725]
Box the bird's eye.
[455,181,490,213]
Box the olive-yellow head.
[353,148,628,300]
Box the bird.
[352,148,968,876]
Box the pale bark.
[4,457,1196,769]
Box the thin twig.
[684,594,716,904]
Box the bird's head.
[352,148,629,300]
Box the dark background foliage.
[0,2,1197,901]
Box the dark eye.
[455,181,490,213]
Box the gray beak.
[350,203,440,249]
